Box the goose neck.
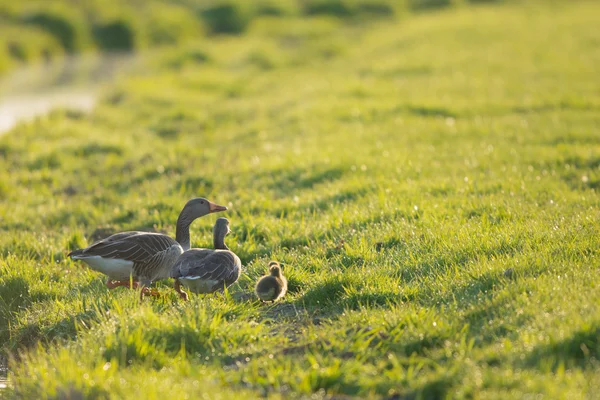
[214,233,228,250]
[175,215,192,251]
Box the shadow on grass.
[558,155,600,191]
[343,103,458,122]
[547,134,600,146]
[292,273,411,315]
[363,66,433,79]
[297,276,347,308]
[428,269,546,349]
[405,105,457,118]
[234,192,400,263]
[255,165,348,195]
[265,186,371,219]
[395,239,524,285]
[397,251,472,284]
[562,155,600,171]
[73,143,123,157]
[1,280,108,352]
[0,277,34,344]
[524,325,600,371]
[460,290,529,344]
[0,277,59,342]
[402,373,457,400]
[278,206,415,251]
[511,101,600,115]
[8,309,95,350]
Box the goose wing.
[72,232,179,263]
[170,248,213,278]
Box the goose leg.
[138,278,160,300]
[174,279,189,301]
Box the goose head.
[180,198,227,224]
[268,261,282,277]
[214,217,231,236]
[213,217,231,250]
[176,198,227,251]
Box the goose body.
[255,261,287,302]
[68,198,227,292]
[172,218,241,298]
[69,233,184,284]
[174,249,241,293]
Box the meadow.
[1,0,599,398]
[0,0,483,74]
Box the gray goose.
[68,198,227,297]
[255,261,287,302]
[171,217,241,300]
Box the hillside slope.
[1,1,599,398]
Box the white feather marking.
[73,255,134,280]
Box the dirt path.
[0,355,7,390]
[0,52,139,135]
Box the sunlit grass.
[1,1,599,398]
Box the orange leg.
[174,279,189,301]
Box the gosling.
[255,261,287,302]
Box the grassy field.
[1,0,600,398]
[0,0,473,75]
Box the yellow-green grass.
[0,0,412,74]
[0,0,531,75]
[1,1,599,398]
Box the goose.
[171,217,241,300]
[255,261,287,302]
[68,198,227,297]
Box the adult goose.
[68,198,227,297]
[171,217,241,300]
[255,261,287,302]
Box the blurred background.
[0,0,493,68]
[0,0,495,133]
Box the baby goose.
[255,261,287,302]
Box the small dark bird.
[255,261,287,302]
[503,268,516,279]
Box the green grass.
[1,0,600,398]
[0,0,388,73]
[0,0,509,75]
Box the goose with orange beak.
[68,198,227,298]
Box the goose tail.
[68,249,85,258]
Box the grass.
[1,0,600,398]
[0,0,508,75]
[0,0,385,73]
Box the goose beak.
[209,202,228,213]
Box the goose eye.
[200,201,205,204]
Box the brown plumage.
[171,218,241,300]
[255,261,287,302]
[68,198,227,297]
